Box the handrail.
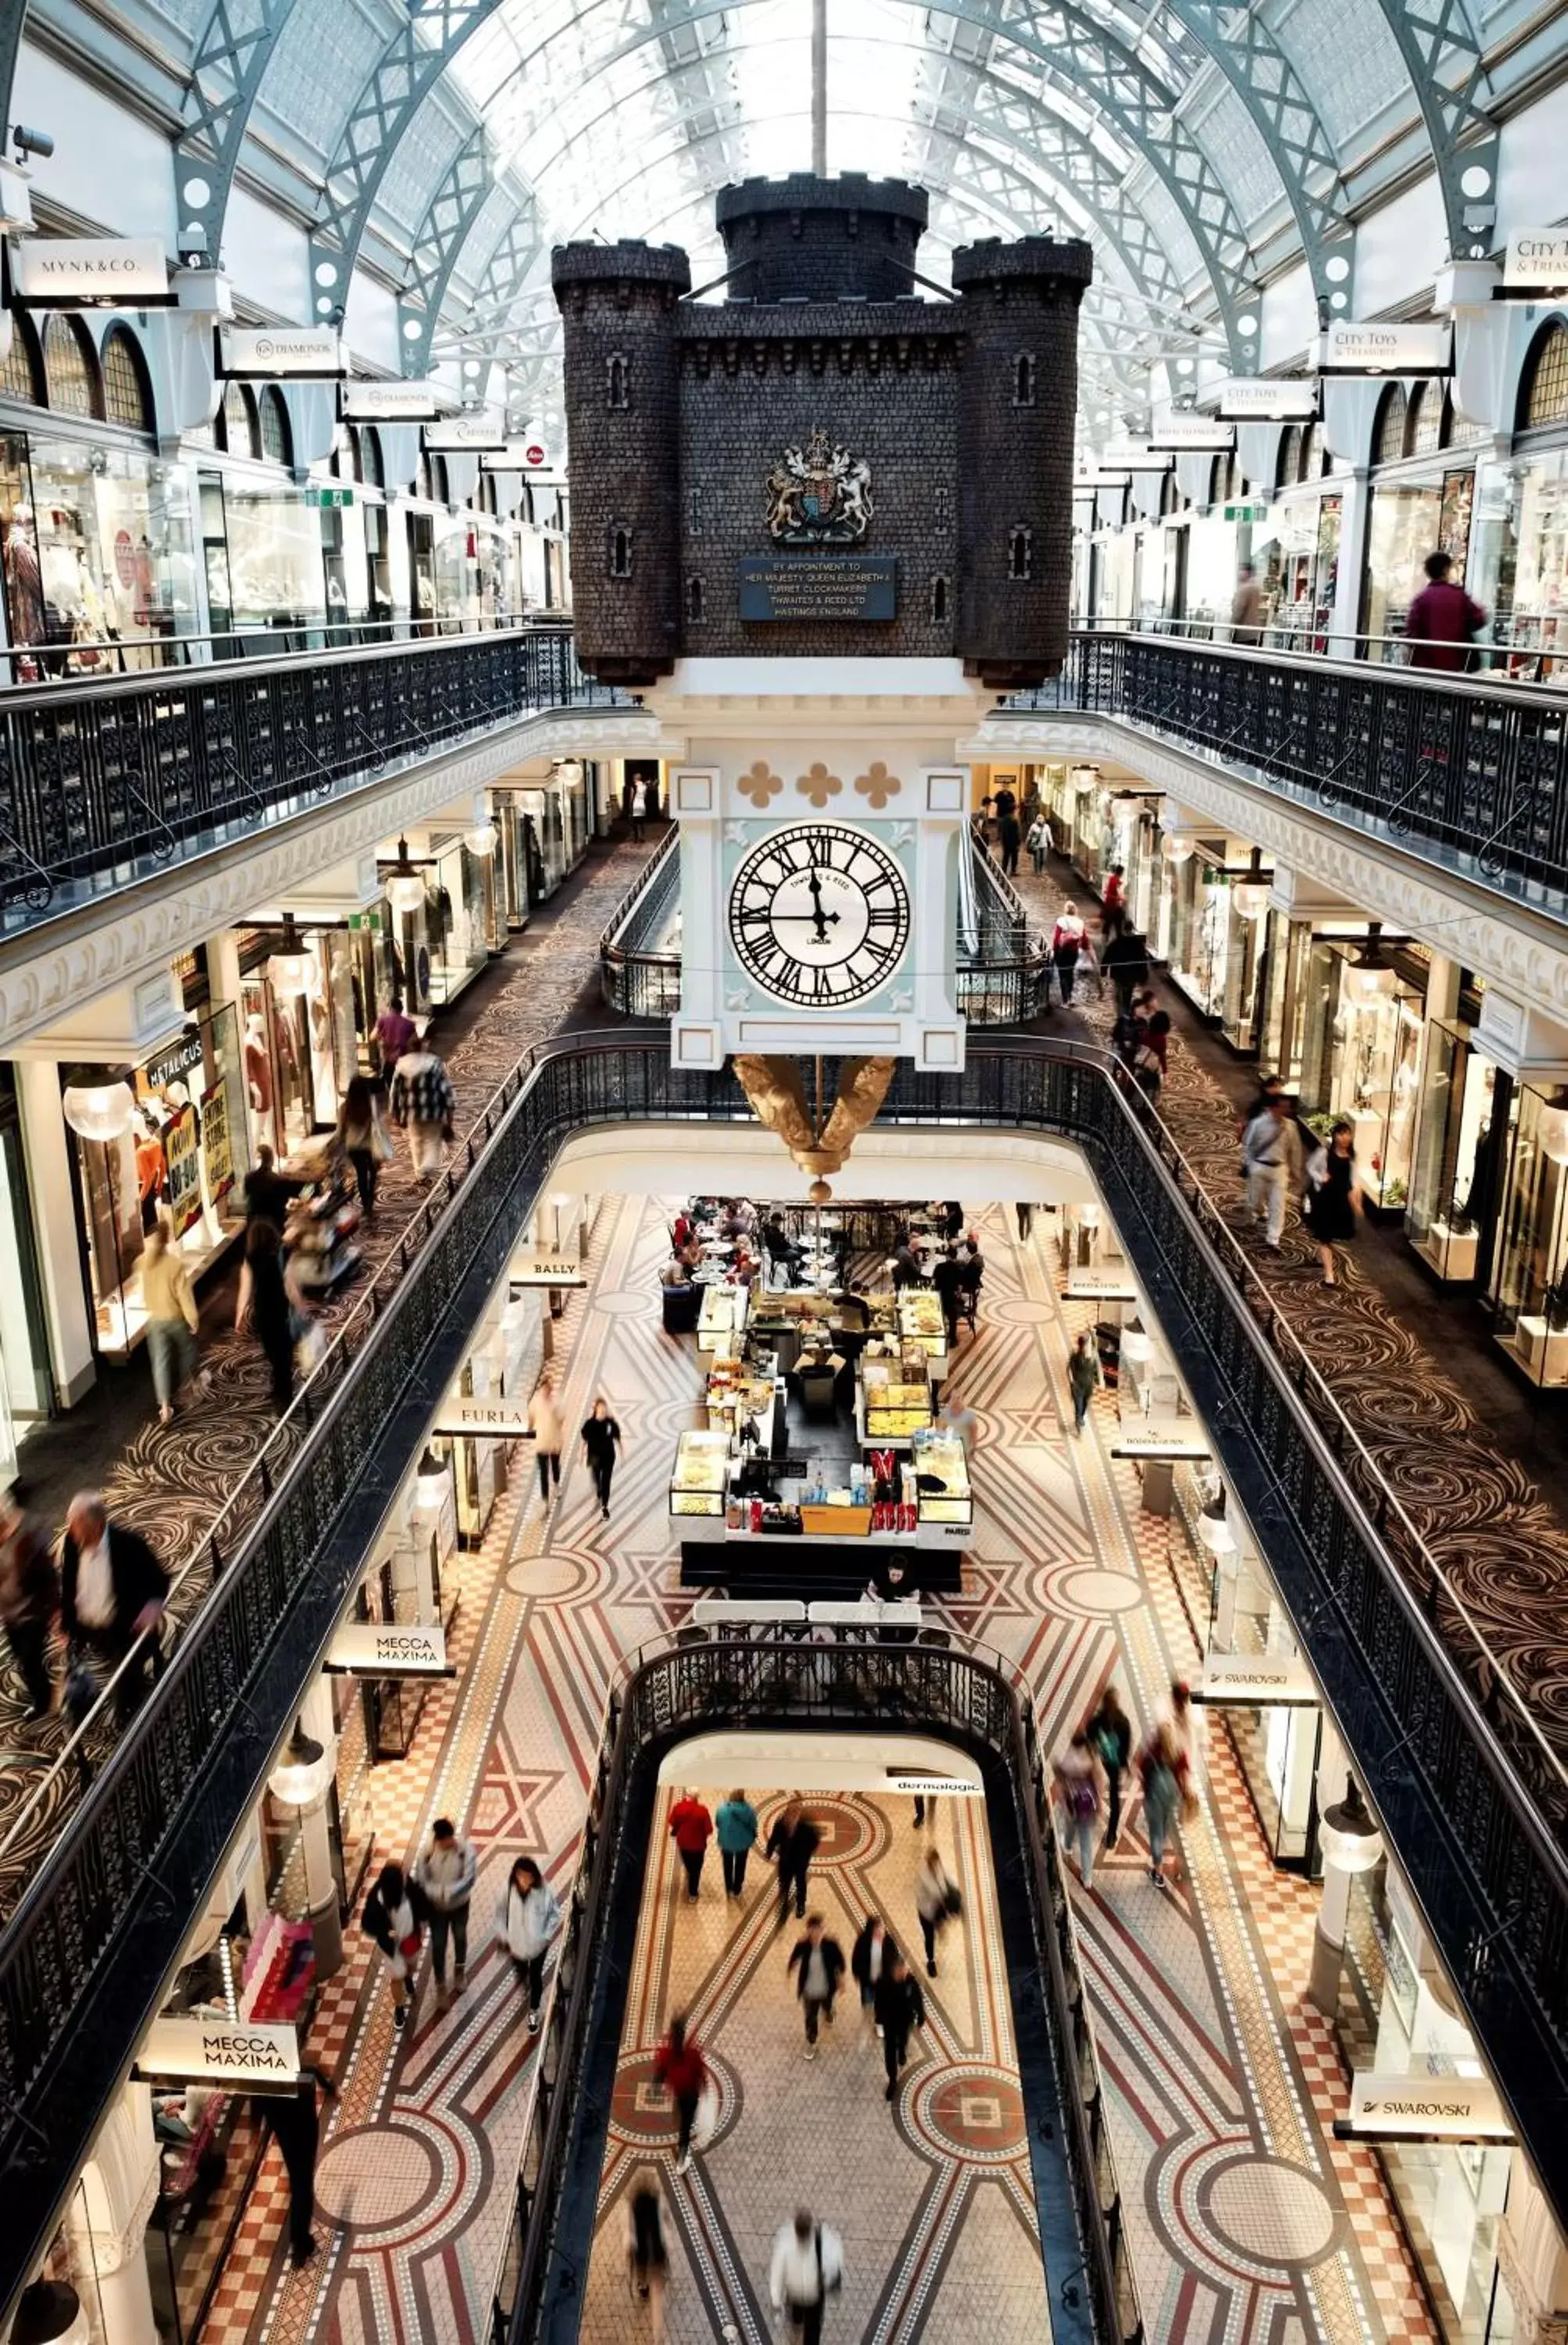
[1074,612,1568,684]
[0,625,620,928]
[489,1626,1142,2345]
[0,611,571,693]
[599,825,681,1015]
[3,1034,1568,2312]
[1020,631,1568,908]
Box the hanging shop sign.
[1197,1650,1316,1705]
[433,1393,533,1437]
[342,378,452,421]
[220,326,345,380]
[138,2014,300,2086]
[1223,502,1271,523]
[13,236,170,306]
[511,1251,586,1288]
[1110,1428,1212,1459]
[163,1104,202,1237]
[1072,468,1130,489]
[1149,411,1234,452]
[144,1030,204,1091]
[1498,231,1568,298]
[885,1773,983,1797]
[1099,442,1172,473]
[200,1079,234,1205]
[1208,378,1320,421]
[1338,2071,1513,2143]
[1064,1274,1139,1301]
[326,1620,451,1676]
[1321,320,1452,376]
[424,410,509,452]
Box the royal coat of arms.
[765,428,873,545]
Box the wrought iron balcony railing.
[0,624,618,932]
[1,1035,1566,2317]
[1018,629,1568,915]
[487,1625,1143,2345]
[599,822,681,1016]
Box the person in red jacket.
[1404,550,1486,672]
[653,2013,709,2174]
[669,1792,714,1902]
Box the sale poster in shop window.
[163,1104,202,1236]
[200,1080,235,1207]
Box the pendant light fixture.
[385,836,427,917]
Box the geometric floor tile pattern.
[580,1787,1050,2345]
[204,1192,1437,2345]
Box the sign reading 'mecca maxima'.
[14,237,170,305]
[139,2015,300,2086]
[1321,320,1452,375]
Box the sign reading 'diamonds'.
[342,378,453,421]
[1149,410,1235,451]
[15,236,170,305]
[140,2015,299,2085]
[510,1252,585,1289]
[326,1620,449,1675]
[1322,320,1452,375]
[739,554,897,623]
[1500,231,1568,295]
[221,326,344,379]
[1345,2071,1511,2143]
[424,410,509,451]
[1209,378,1319,421]
[1198,1650,1316,1705]
[433,1394,533,1437]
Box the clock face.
[728,821,911,1007]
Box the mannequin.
[244,1011,272,1114]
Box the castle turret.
[714,173,929,304]
[551,239,692,686]
[951,235,1094,688]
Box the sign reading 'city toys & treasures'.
[742,428,895,621]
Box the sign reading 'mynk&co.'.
[14,237,170,306]
[739,555,897,623]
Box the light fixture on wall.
[384,836,426,916]
[61,1082,137,1145]
[1537,1088,1568,1166]
[269,1717,329,1808]
[1231,848,1271,924]
[1317,1777,1382,1875]
[415,1443,452,1509]
[554,758,585,792]
[1070,763,1098,796]
[1160,832,1196,865]
[1342,922,1397,1009]
[464,821,499,857]
[267,913,312,999]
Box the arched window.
[1519,320,1568,432]
[609,522,632,578]
[361,428,384,489]
[929,574,950,622]
[430,453,449,504]
[1158,470,1183,518]
[1012,352,1036,407]
[1407,379,1444,458]
[335,425,363,482]
[1299,421,1326,481]
[1276,426,1301,491]
[686,575,704,621]
[1373,383,1409,465]
[101,328,154,433]
[417,451,432,502]
[42,316,102,419]
[220,381,260,458]
[1,313,43,406]
[1008,524,1032,582]
[1211,452,1242,506]
[606,352,631,410]
[260,388,292,467]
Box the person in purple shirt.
[1404,550,1486,673]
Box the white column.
[1498,2159,1568,2345]
[14,1058,95,1407]
[269,1686,343,1978]
[1308,1764,1382,2013]
[669,768,721,1068]
[66,2085,159,2345]
[1328,468,1371,659]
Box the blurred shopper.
[1050,903,1086,1006]
[669,1789,714,1901]
[623,2165,669,2343]
[931,1244,968,1348]
[242,1143,300,1228]
[1230,562,1266,645]
[499,1854,562,2033]
[1242,1093,1301,1251]
[529,1373,564,1501]
[249,2065,336,2268]
[1026,811,1048,875]
[59,1493,167,1724]
[874,1950,926,2103]
[374,994,417,1081]
[997,804,1022,877]
[0,1489,56,1719]
[579,1396,623,1519]
[767,1799,821,1926]
[1101,862,1126,935]
[390,1036,456,1185]
[363,1860,429,2029]
[415,1817,478,1996]
[1085,1684,1133,1851]
[1405,550,1485,673]
[653,2014,710,2176]
[1137,1724,1183,1890]
[1053,1731,1104,1892]
[770,2210,844,2345]
[915,1846,960,1978]
[1305,1118,1362,1285]
[141,1219,207,1427]
[631,775,649,843]
[1067,1330,1100,1434]
[237,1217,311,1410]
[716,1788,759,1898]
[851,1914,896,2032]
[787,1914,846,2057]
[1101,926,1151,1017]
[336,1074,392,1217]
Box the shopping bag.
[691,2078,720,2150]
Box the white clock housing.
[727,821,911,1008]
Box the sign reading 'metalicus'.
[14,236,170,305]
[1209,378,1320,421]
[1322,320,1452,375]
[220,327,344,380]
[342,378,453,421]
[140,2015,299,2086]
[1501,231,1568,295]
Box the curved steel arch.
[396,125,497,374]
[1364,0,1498,262]
[173,0,303,268]
[308,0,1261,358]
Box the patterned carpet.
[1014,860,1568,1808]
[0,829,660,1898]
[192,1197,1434,2345]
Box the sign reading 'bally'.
[140,2015,299,2085]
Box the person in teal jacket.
[715,1789,760,1899]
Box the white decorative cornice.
[0,709,646,1057]
[976,712,1568,1015]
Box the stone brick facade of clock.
[553,174,1091,689]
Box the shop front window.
[1298,942,1425,1208]
[1491,1080,1568,1386]
[1407,1020,1501,1283]
[1169,864,1235,1021]
[242,931,358,1150]
[424,834,493,1005]
[221,488,328,634]
[1506,446,1568,679]
[25,436,197,673]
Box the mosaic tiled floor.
[197,1194,1435,2345]
[0,829,660,1892]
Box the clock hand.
[770,911,840,925]
[807,867,830,943]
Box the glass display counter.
[1405,1019,1499,1284]
[897,1290,948,1377]
[858,1346,933,1443]
[698,1284,749,1355]
[909,1429,972,1532]
[670,1429,731,1517]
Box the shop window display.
[22,436,197,674]
[1490,1081,1568,1386]
[219,382,260,460]
[2,311,42,406]
[221,486,328,632]
[241,929,359,1150]
[64,1008,249,1360]
[1298,938,1426,1208]
[1406,1021,1502,1283]
[424,832,495,1006]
